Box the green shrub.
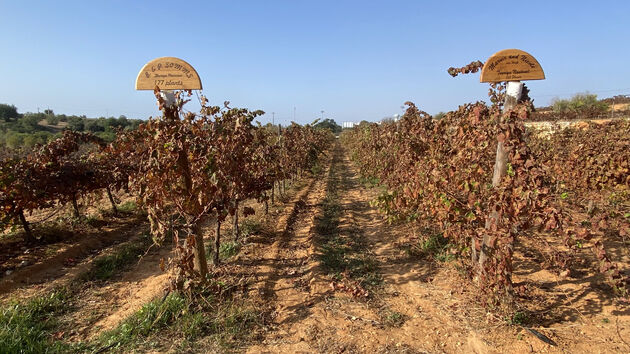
[551,93,608,114]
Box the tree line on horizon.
[1,91,623,150]
[0,104,349,150]
[0,103,143,149]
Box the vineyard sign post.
[476,49,545,269]
[135,57,203,91]
[135,57,210,276]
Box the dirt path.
[245,147,337,353]
[245,143,630,353]
[79,243,173,339]
[247,144,463,353]
[0,215,149,300]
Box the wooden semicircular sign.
[480,49,544,83]
[135,57,202,90]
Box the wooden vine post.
[135,57,210,277]
[476,49,545,276]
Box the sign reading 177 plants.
[135,57,202,90]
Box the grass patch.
[0,232,155,353]
[203,301,261,350]
[94,289,263,352]
[117,201,137,214]
[359,175,379,188]
[96,292,189,350]
[219,241,241,260]
[400,232,456,263]
[240,219,262,238]
[79,234,151,282]
[0,288,72,353]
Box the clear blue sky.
[2,0,630,125]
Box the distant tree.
[314,118,342,134]
[381,117,394,124]
[20,113,43,132]
[46,115,59,125]
[43,109,54,116]
[23,134,38,147]
[85,119,105,132]
[106,117,117,129]
[34,131,52,144]
[117,115,129,128]
[126,119,142,130]
[96,131,116,142]
[57,114,68,122]
[0,104,19,122]
[433,112,447,120]
[5,132,24,148]
[68,116,85,131]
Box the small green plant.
[240,219,261,237]
[380,309,407,327]
[359,176,379,187]
[506,163,515,177]
[80,242,145,282]
[118,201,137,213]
[420,233,451,260]
[505,311,528,325]
[435,251,456,263]
[310,161,323,175]
[84,215,101,227]
[219,241,241,260]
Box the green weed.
[310,161,323,175]
[240,219,262,237]
[97,293,189,349]
[117,201,137,213]
[505,311,528,325]
[79,241,147,282]
[380,309,407,327]
[95,292,262,352]
[219,241,241,260]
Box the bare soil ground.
[0,213,148,298]
[1,143,628,353]
[242,144,630,353]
